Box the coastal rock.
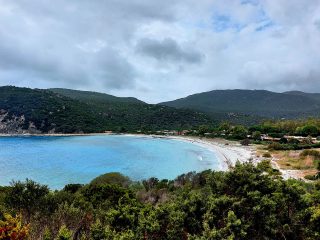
[0,109,41,134]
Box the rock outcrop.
[0,109,42,134]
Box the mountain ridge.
[50,88,145,104]
[0,86,212,134]
[160,89,320,122]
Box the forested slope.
[0,86,212,134]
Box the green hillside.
[161,89,320,123]
[50,88,144,104]
[0,86,212,134]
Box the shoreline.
[0,132,302,179]
[143,135,257,170]
[0,132,257,171]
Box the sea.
[0,135,221,189]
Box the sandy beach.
[166,136,257,169]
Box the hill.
[0,86,212,134]
[50,88,144,104]
[161,89,320,124]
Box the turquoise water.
[0,135,221,189]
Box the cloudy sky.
[0,0,320,103]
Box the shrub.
[268,133,284,138]
[262,152,272,158]
[63,184,83,193]
[55,225,73,240]
[268,142,289,150]
[304,174,319,181]
[0,213,29,240]
[43,227,53,240]
[301,136,314,145]
[90,172,131,187]
[288,138,300,144]
[252,131,261,140]
[240,139,250,146]
[90,220,107,240]
[298,125,319,137]
[279,137,288,144]
[300,149,320,158]
[5,179,49,220]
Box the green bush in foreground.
[0,161,320,239]
[90,172,131,187]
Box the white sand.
[166,136,257,170]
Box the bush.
[55,225,73,240]
[252,131,261,140]
[288,138,300,144]
[300,149,320,158]
[0,213,29,239]
[267,142,320,151]
[240,139,250,146]
[268,142,291,150]
[304,174,319,180]
[90,172,131,187]
[262,152,272,158]
[301,136,314,145]
[5,179,49,220]
[268,133,285,138]
[43,227,53,240]
[297,125,319,137]
[279,137,288,144]
[63,184,83,193]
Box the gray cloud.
[0,0,319,102]
[0,0,179,91]
[136,38,204,64]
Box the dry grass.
[273,150,318,170]
[257,146,319,179]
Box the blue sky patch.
[212,14,246,32]
[255,21,274,31]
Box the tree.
[298,125,319,137]
[198,125,210,135]
[252,131,261,141]
[5,179,49,221]
[142,177,159,191]
[232,125,248,139]
[219,122,231,132]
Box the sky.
[0,0,320,103]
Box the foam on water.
[0,135,221,189]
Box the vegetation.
[0,214,29,239]
[194,119,320,149]
[161,89,320,124]
[1,162,320,239]
[262,152,272,158]
[300,149,320,158]
[90,172,131,187]
[0,86,212,134]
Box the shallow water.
[0,135,221,189]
